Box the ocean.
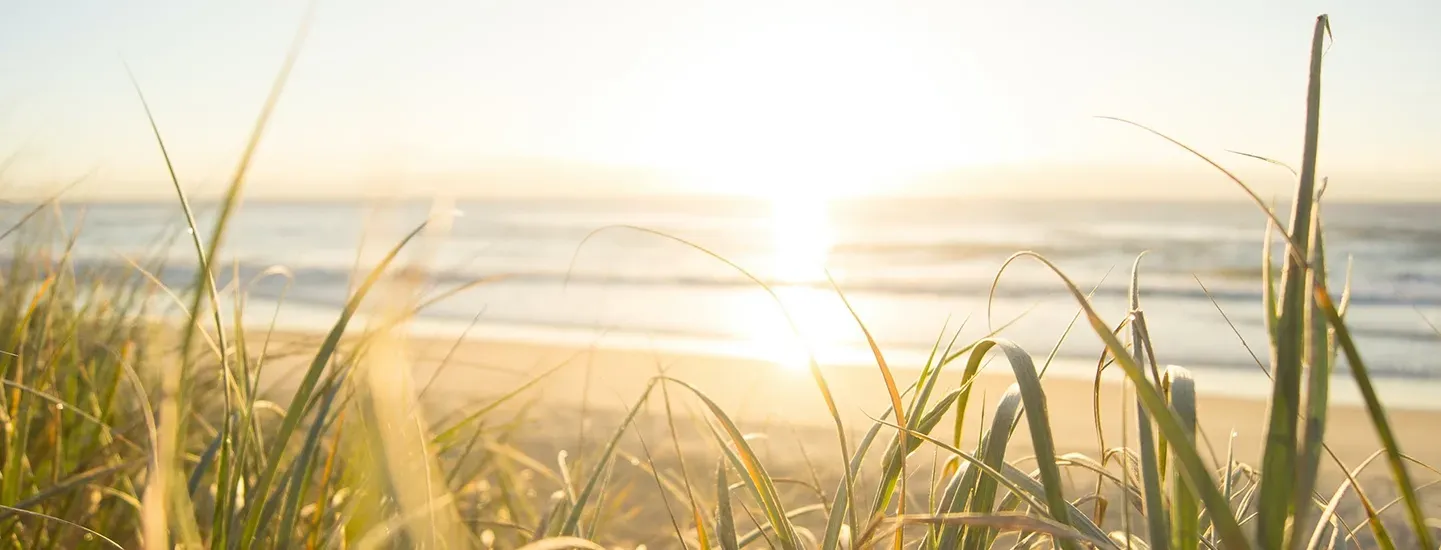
[12,197,1441,407]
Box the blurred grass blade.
[580,225,857,539]
[734,504,828,548]
[514,536,606,550]
[890,512,1113,548]
[1165,367,1200,550]
[238,222,428,546]
[1305,450,1393,550]
[558,380,655,536]
[717,458,739,550]
[1315,288,1433,548]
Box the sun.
[611,13,1012,199]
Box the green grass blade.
[1130,259,1172,550]
[828,274,909,546]
[966,339,1077,550]
[579,225,858,539]
[663,377,801,549]
[1259,16,1329,549]
[515,536,606,550]
[1166,367,1200,550]
[953,385,1021,550]
[996,252,1251,550]
[872,387,963,522]
[734,504,828,548]
[237,222,427,547]
[717,458,739,550]
[557,380,656,536]
[889,512,1113,548]
[1314,289,1434,548]
[1291,191,1332,550]
[271,374,345,548]
[1305,450,1394,550]
[822,407,892,550]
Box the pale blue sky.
[1,1,1438,199]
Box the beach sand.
[258,330,1440,481]
[252,330,1441,544]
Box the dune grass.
[1,12,1437,550]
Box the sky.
[1,1,1438,201]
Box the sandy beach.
[260,330,1441,489]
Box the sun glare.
[738,192,854,371]
[770,193,833,284]
[623,14,1011,200]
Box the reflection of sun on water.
[771,195,833,284]
[748,193,850,371]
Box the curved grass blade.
[734,504,828,548]
[823,406,892,550]
[971,339,1078,549]
[827,274,909,547]
[870,388,963,519]
[576,225,858,537]
[662,377,801,549]
[888,512,1113,549]
[995,252,1251,550]
[558,380,656,536]
[952,386,1022,550]
[514,536,606,550]
[1093,118,1300,262]
[1305,450,1392,550]
[237,222,428,546]
[866,415,1113,545]
[1315,289,1433,548]
[0,504,125,550]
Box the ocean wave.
[25,254,1441,310]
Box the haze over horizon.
[2,1,1439,201]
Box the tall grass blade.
[663,377,801,549]
[965,339,1077,550]
[1291,189,1332,550]
[1315,290,1434,548]
[1259,15,1329,549]
[952,385,1021,550]
[1165,367,1200,549]
[578,225,858,538]
[238,222,427,547]
[1130,258,1171,550]
[558,380,656,536]
[996,252,1250,550]
[823,407,892,550]
[717,458,739,550]
[828,275,908,548]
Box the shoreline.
[251,306,1441,412]
[257,328,1441,475]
